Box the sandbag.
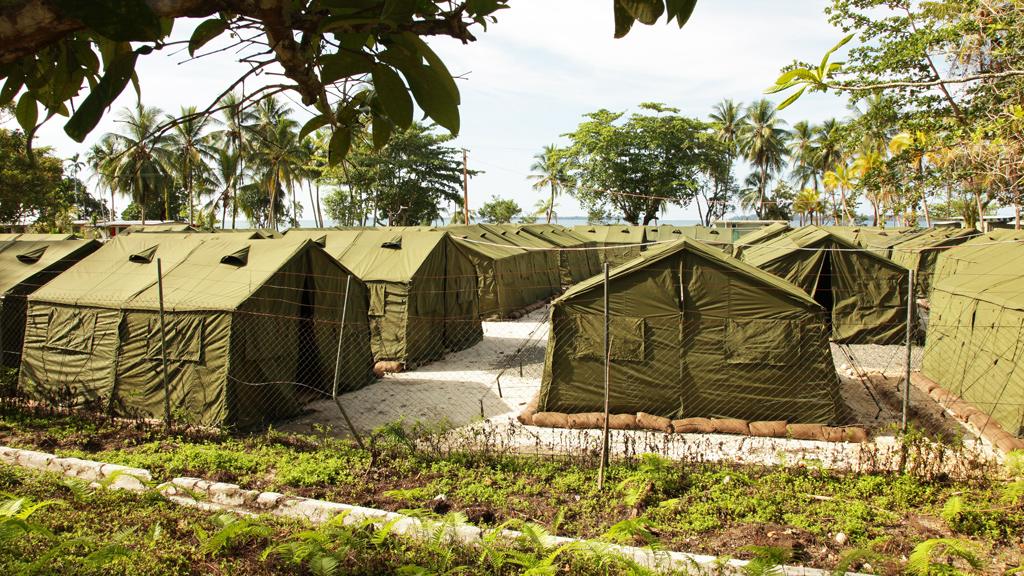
[532,412,568,428]
[966,410,993,431]
[711,419,750,436]
[567,413,605,429]
[822,427,847,443]
[787,423,826,441]
[842,427,868,443]
[930,389,956,404]
[636,412,673,433]
[517,394,539,426]
[671,418,714,434]
[373,361,404,377]
[608,414,638,430]
[994,433,1024,454]
[749,421,788,437]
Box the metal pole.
[901,269,914,432]
[462,148,470,224]
[332,276,365,449]
[598,263,611,491]
[156,259,171,429]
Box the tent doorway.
[813,249,834,334]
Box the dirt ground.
[280,310,987,469]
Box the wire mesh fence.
[0,235,1021,468]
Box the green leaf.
[371,111,393,149]
[403,64,459,134]
[64,50,139,142]
[617,0,665,25]
[320,52,374,83]
[328,126,353,164]
[613,1,636,38]
[15,92,37,132]
[381,0,417,23]
[776,86,806,111]
[371,65,413,129]
[399,33,460,105]
[665,0,697,27]
[299,114,331,141]
[189,18,228,57]
[0,74,23,107]
[818,33,855,76]
[51,0,162,42]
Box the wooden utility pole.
[462,148,470,224]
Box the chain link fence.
[1,239,1021,468]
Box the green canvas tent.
[122,223,198,234]
[19,236,374,428]
[0,239,101,367]
[285,228,482,366]
[931,229,1024,289]
[732,223,791,259]
[572,225,647,267]
[538,238,841,423]
[446,225,559,318]
[923,241,1024,437]
[518,224,601,286]
[479,224,572,290]
[889,227,979,296]
[648,225,732,252]
[826,226,927,258]
[741,226,911,345]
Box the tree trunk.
[221,191,228,229]
[839,188,849,225]
[547,183,555,224]
[757,166,767,219]
[975,189,985,232]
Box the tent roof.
[734,222,791,248]
[445,225,531,260]
[479,224,555,249]
[742,225,906,271]
[933,231,1024,309]
[558,237,819,308]
[122,223,197,234]
[889,227,979,258]
[572,225,646,245]
[519,224,591,247]
[0,239,100,294]
[826,226,927,251]
[31,236,330,311]
[653,225,730,246]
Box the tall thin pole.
[156,259,171,429]
[598,262,611,490]
[902,269,915,432]
[462,148,470,224]
[332,276,364,449]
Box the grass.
[0,401,1022,574]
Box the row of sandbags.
[911,374,1024,454]
[518,407,867,443]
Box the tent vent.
[221,246,250,267]
[311,235,327,247]
[381,235,402,249]
[671,230,682,235]
[129,246,158,264]
[709,229,719,235]
[586,228,596,233]
[16,246,47,264]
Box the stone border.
[0,445,862,576]
[910,373,1024,454]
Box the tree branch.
[828,69,1024,91]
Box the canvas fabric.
[538,238,840,423]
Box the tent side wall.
[19,304,122,410]
[831,250,910,345]
[539,249,840,423]
[923,289,1024,437]
[442,239,483,353]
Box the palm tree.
[813,119,846,224]
[823,163,856,225]
[789,121,819,192]
[211,92,256,228]
[710,99,746,156]
[209,149,241,228]
[168,106,216,225]
[100,103,175,224]
[739,99,789,219]
[793,187,823,226]
[852,150,886,226]
[528,145,568,224]
[249,97,305,230]
[87,140,119,221]
[890,130,933,227]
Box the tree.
[823,163,856,225]
[561,103,724,225]
[248,97,307,230]
[168,105,216,225]
[477,196,522,224]
[738,99,789,219]
[321,123,466,226]
[97,103,176,223]
[708,99,746,225]
[0,128,64,227]
[813,118,846,224]
[793,187,823,226]
[0,1,696,170]
[529,145,570,224]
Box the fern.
[740,545,792,576]
[831,546,883,576]
[906,537,984,575]
[200,513,273,556]
[601,518,656,546]
[941,496,965,523]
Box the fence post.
[901,269,915,432]
[598,263,611,491]
[332,275,365,449]
[156,258,171,429]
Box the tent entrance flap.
[813,250,834,335]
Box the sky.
[28,0,853,222]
